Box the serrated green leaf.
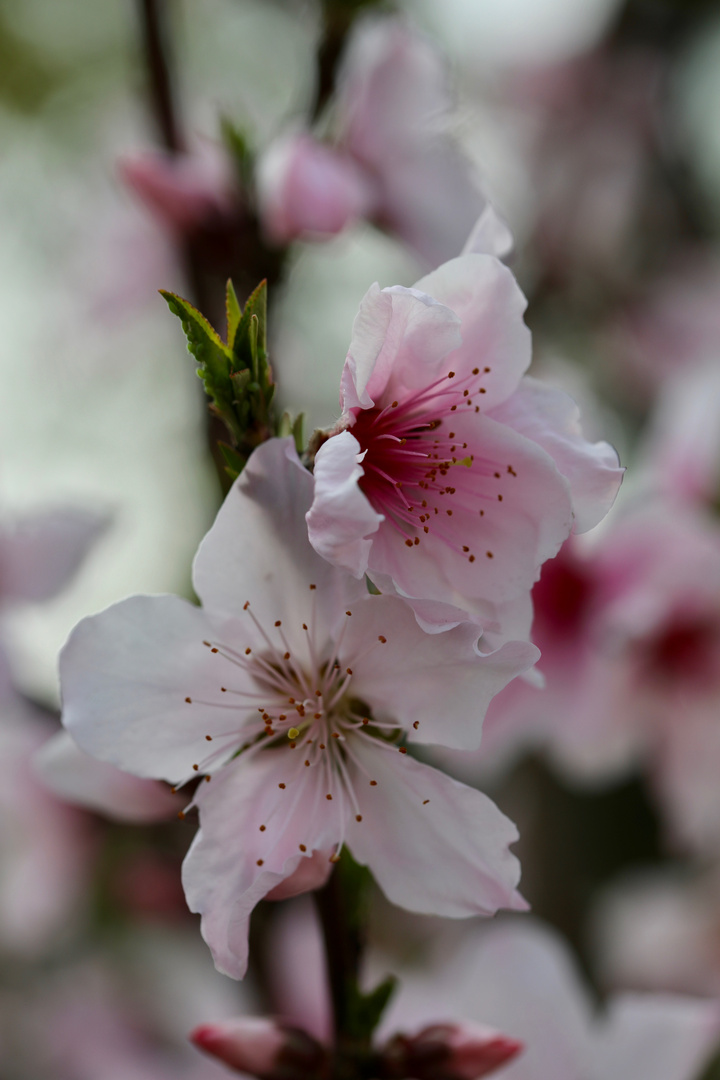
[160,290,236,420]
[226,280,242,350]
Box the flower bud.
[257,132,374,244]
[119,149,237,235]
[381,1021,523,1080]
[190,1016,330,1079]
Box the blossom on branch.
[306,253,622,630]
[60,439,530,979]
[257,18,498,266]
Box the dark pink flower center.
[348,366,508,562]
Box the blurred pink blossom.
[192,1017,327,1079]
[480,504,720,854]
[378,919,720,1080]
[307,253,621,630]
[0,704,95,954]
[119,146,239,237]
[381,1021,522,1079]
[258,18,495,265]
[61,438,528,979]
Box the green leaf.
[161,290,241,441]
[220,115,255,193]
[292,412,305,455]
[344,976,397,1042]
[225,280,242,350]
[219,442,246,482]
[233,281,267,372]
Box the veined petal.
[345,594,538,749]
[414,254,531,410]
[60,594,250,785]
[307,430,384,579]
[195,438,367,641]
[347,741,525,917]
[489,377,623,533]
[342,285,462,412]
[340,283,394,411]
[183,750,346,979]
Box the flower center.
[348,365,508,564]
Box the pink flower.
[257,18,498,266]
[479,504,720,854]
[61,438,530,979]
[306,253,622,629]
[378,919,720,1080]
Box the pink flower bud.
[191,1017,329,1079]
[381,1021,523,1080]
[119,149,237,235]
[257,132,374,244]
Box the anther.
[205,734,213,741]
[274,620,282,627]
[203,640,211,647]
[309,584,316,590]
[299,844,307,852]
[177,810,186,820]
[346,610,352,616]
[259,825,266,831]
[462,545,469,552]
[211,648,218,654]
[356,814,363,822]
[448,371,455,378]
[221,688,227,693]
[326,794,333,800]
[405,539,413,547]
[486,551,493,558]
[284,651,290,659]
[391,400,398,407]
[332,732,340,739]
[257,859,264,866]
[414,537,420,545]
[278,783,286,789]
[469,554,476,562]
[305,760,310,766]
[302,623,308,630]
[288,727,300,739]
[314,712,322,720]
[370,780,378,786]
[413,721,419,729]
[205,775,211,782]
[329,853,341,863]
[399,747,407,754]
[472,367,479,375]
[494,471,501,478]
[362,718,370,726]
[243,601,250,610]
[498,494,503,501]
[319,743,326,750]
[423,799,430,805]
[378,635,387,643]
[192,764,199,771]
[245,648,251,655]
[185,697,192,704]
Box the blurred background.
[3,0,720,1076]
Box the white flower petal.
[306,430,383,579]
[346,594,538,749]
[595,995,720,1080]
[347,741,524,917]
[61,594,247,784]
[183,750,346,979]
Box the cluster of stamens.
[349,365,517,564]
[179,586,421,861]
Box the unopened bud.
[381,1021,523,1080]
[191,1016,329,1079]
[119,149,237,235]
